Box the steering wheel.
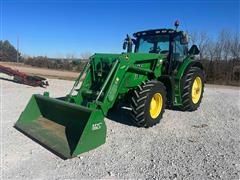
[155,47,161,53]
[149,47,161,53]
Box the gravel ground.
[1,78,240,179]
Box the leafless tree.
[219,30,232,61]
[189,31,198,45]
[206,40,216,61]
[80,51,92,60]
[189,31,209,59]
[66,53,75,61]
[230,33,240,60]
[198,32,210,60]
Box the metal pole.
[67,61,90,99]
[96,60,119,101]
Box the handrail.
[68,61,90,98]
[96,60,119,102]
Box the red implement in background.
[0,64,49,87]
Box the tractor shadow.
[167,106,185,112]
[107,104,186,127]
[107,104,136,127]
[0,77,26,86]
[0,77,16,83]
[0,77,47,88]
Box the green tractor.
[15,21,204,159]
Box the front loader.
[15,21,204,159]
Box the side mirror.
[188,45,200,55]
[123,34,133,53]
[123,41,127,50]
[180,33,188,44]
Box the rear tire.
[130,80,166,127]
[181,67,204,111]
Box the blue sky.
[1,0,239,58]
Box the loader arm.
[14,53,163,159]
[69,53,164,115]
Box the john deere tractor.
[15,21,204,159]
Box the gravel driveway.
[1,78,240,179]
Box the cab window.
[136,35,170,54]
[173,35,188,61]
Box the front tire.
[181,67,204,111]
[131,80,166,127]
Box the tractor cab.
[123,28,189,74]
[123,21,199,74]
[133,29,188,58]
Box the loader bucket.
[14,94,106,159]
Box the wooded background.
[0,30,239,86]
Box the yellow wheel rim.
[191,76,202,104]
[150,93,163,119]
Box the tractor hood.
[91,53,126,62]
[91,53,165,62]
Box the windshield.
[135,34,170,54]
